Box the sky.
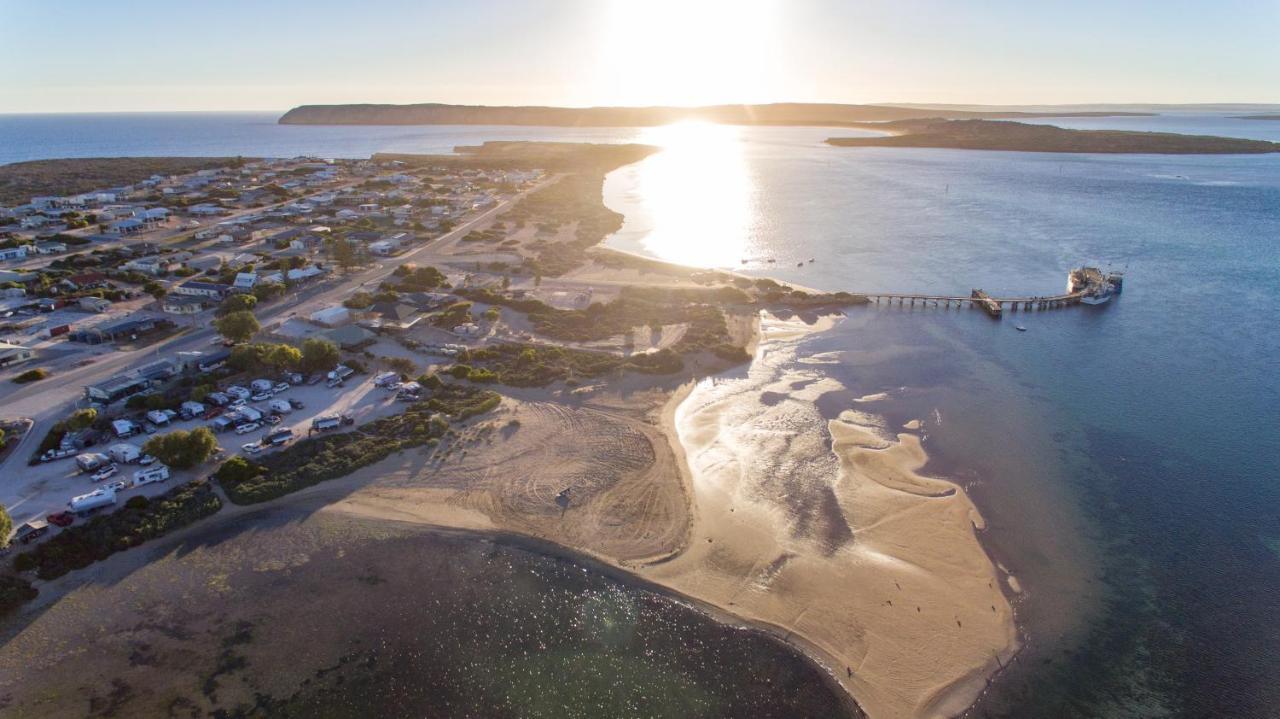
[1,0,1278,113]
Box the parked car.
[203,406,225,420]
[228,398,246,409]
[138,454,157,466]
[265,428,294,446]
[102,479,129,493]
[90,463,120,482]
[250,391,273,402]
[235,422,261,435]
[272,382,290,394]
[283,372,303,385]
[326,377,344,388]
[46,511,75,528]
[262,414,282,426]
[225,385,251,400]
[288,398,305,410]
[15,521,49,545]
[241,442,264,455]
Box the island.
[278,101,1153,127]
[1234,114,1280,121]
[826,118,1280,154]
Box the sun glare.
[630,121,754,268]
[594,0,781,107]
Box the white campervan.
[134,465,170,485]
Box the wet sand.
[643,315,1019,719]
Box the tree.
[252,282,285,302]
[329,238,359,273]
[300,338,340,375]
[267,344,301,371]
[143,281,167,300]
[143,427,217,470]
[217,293,257,316]
[65,408,97,431]
[214,310,259,344]
[483,307,501,323]
[0,503,11,548]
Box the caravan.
[134,465,170,485]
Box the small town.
[0,153,567,540]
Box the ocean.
[4,111,1279,716]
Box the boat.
[796,262,804,267]
[1016,325,1027,332]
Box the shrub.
[142,427,218,469]
[0,575,37,617]
[124,495,150,510]
[12,481,222,581]
[12,368,49,384]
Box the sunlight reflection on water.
[630,122,755,267]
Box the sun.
[594,0,782,107]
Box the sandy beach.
[307,312,1016,718]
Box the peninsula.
[826,118,1280,154]
[278,101,1151,127]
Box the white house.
[233,272,258,290]
[0,246,28,261]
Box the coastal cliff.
[278,102,1150,127]
[827,119,1280,154]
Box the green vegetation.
[229,342,301,373]
[456,285,747,358]
[505,172,625,276]
[216,384,500,504]
[12,368,50,384]
[0,503,11,549]
[11,481,222,581]
[214,310,260,344]
[456,343,682,387]
[0,156,243,206]
[142,427,218,469]
[433,301,474,328]
[217,293,257,316]
[389,263,448,291]
[142,281,167,300]
[826,119,1280,154]
[0,575,37,617]
[300,337,340,375]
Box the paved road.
[0,176,555,522]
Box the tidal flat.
[0,506,854,718]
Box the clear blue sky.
[1,0,1277,112]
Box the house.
[321,324,377,349]
[368,238,401,256]
[367,302,421,330]
[173,280,232,299]
[108,218,145,235]
[188,203,225,216]
[78,296,112,313]
[162,294,209,314]
[134,358,178,381]
[122,256,170,276]
[0,341,35,368]
[0,270,39,285]
[309,305,351,327]
[69,316,169,344]
[66,271,110,290]
[0,246,29,261]
[85,373,152,403]
[233,272,258,290]
[33,240,67,255]
[185,255,222,272]
[286,265,325,282]
[141,208,170,225]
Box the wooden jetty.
[857,267,1121,320]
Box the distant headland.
[277,102,1153,127]
[826,118,1280,154]
[1234,114,1280,121]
